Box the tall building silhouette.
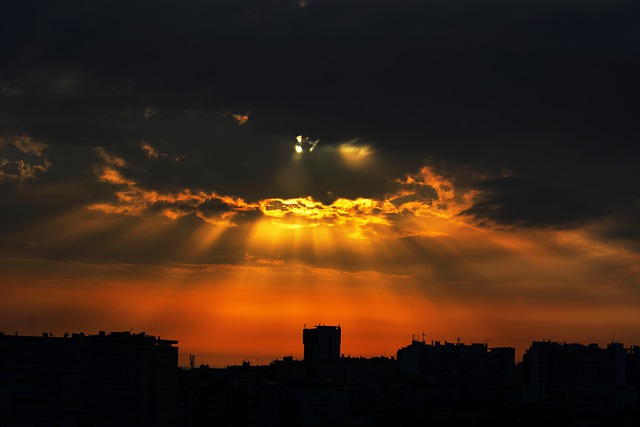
[302,325,341,361]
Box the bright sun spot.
[294,135,319,154]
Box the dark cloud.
[461,177,606,229]
[1,0,639,254]
[593,207,640,252]
[198,198,235,214]
[4,0,638,141]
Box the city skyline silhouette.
[2,325,638,369]
[2,326,640,426]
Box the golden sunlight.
[338,141,373,168]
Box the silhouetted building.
[302,325,341,361]
[7,327,640,427]
[629,346,640,390]
[520,341,639,414]
[179,355,398,427]
[396,339,516,405]
[0,331,178,427]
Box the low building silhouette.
[396,338,516,407]
[180,355,397,427]
[0,331,178,427]
[520,341,639,415]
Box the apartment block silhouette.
[0,331,178,427]
[520,341,639,413]
[302,325,341,361]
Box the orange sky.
[2,250,638,367]
[2,157,638,366]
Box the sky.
[1,0,639,366]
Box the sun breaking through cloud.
[295,135,319,154]
[88,147,479,239]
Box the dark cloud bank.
[2,0,639,257]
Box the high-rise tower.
[302,325,341,361]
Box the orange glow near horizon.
[0,262,432,366]
[2,244,640,368]
[2,153,639,367]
